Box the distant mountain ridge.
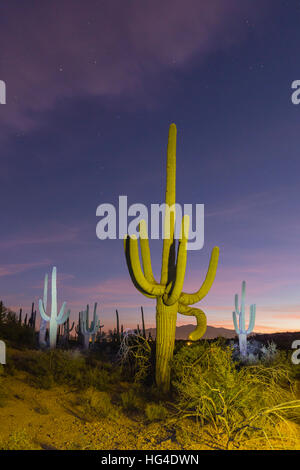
[146,324,237,340]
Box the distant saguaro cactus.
[124,124,219,392]
[80,303,101,349]
[232,281,256,357]
[115,309,120,342]
[38,267,71,349]
[28,302,36,329]
[141,306,146,338]
[0,340,5,364]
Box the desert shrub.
[9,349,121,390]
[145,402,168,422]
[0,365,8,407]
[0,309,36,348]
[121,389,145,412]
[118,333,154,384]
[78,388,117,420]
[171,341,300,449]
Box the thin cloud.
[0,260,50,278]
[0,0,269,132]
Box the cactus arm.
[241,281,246,313]
[57,308,70,325]
[179,246,219,305]
[161,123,176,286]
[247,304,256,334]
[57,301,67,322]
[165,215,189,306]
[92,303,98,332]
[139,220,158,285]
[178,303,207,341]
[51,266,57,318]
[234,294,239,318]
[38,299,50,322]
[124,236,157,299]
[126,235,165,296]
[241,281,246,330]
[86,304,90,330]
[43,273,48,311]
[232,310,240,334]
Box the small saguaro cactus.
[38,267,71,349]
[0,339,6,365]
[80,303,101,350]
[28,302,36,329]
[232,281,256,357]
[141,306,146,338]
[115,309,120,342]
[63,317,75,341]
[39,274,48,348]
[124,124,219,393]
[18,308,22,324]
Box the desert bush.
[121,389,145,412]
[171,341,300,449]
[0,365,8,407]
[10,349,121,390]
[118,333,154,384]
[78,388,117,419]
[145,402,168,422]
[0,309,36,348]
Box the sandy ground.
[0,372,192,450]
[0,371,299,450]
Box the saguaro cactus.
[80,303,101,349]
[115,309,120,342]
[38,267,71,349]
[28,302,36,329]
[63,317,75,341]
[141,306,146,338]
[232,281,256,357]
[124,124,219,392]
[0,340,6,364]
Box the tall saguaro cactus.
[124,124,219,392]
[39,267,71,349]
[232,281,256,357]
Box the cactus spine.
[124,124,219,392]
[38,267,71,349]
[80,303,100,349]
[232,281,256,357]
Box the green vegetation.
[0,302,299,450]
[0,340,299,450]
[171,341,300,449]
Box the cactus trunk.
[239,332,247,357]
[155,298,177,393]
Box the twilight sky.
[0,0,300,332]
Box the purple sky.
[0,0,300,332]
